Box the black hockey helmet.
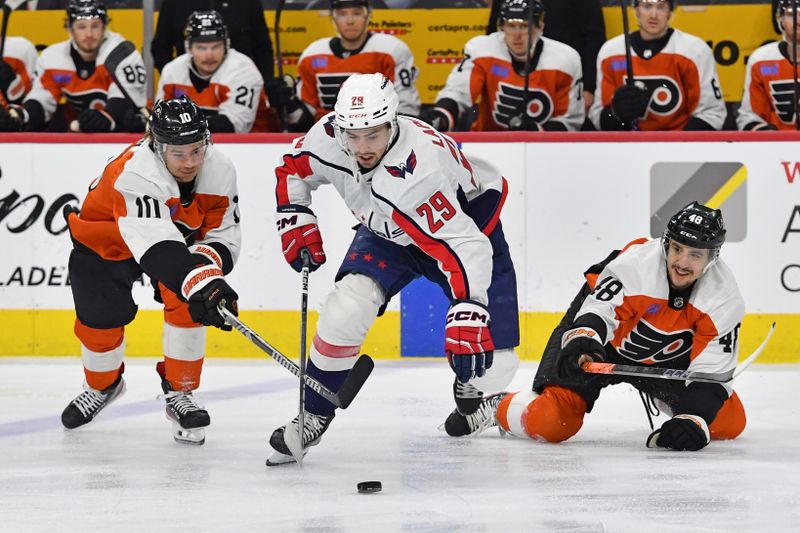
[330,0,371,9]
[184,10,229,49]
[499,0,544,27]
[633,0,676,10]
[776,0,798,30]
[149,96,209,147]
[663,202,726,256]
[66,0,108,27]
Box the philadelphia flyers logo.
[492,81,553,128]
[768,80,797,124]
[625,75,682,116]
[316,72,355,109]
[617,319,694,365]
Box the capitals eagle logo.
[384,150,417,179]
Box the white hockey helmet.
[333,73,399,165]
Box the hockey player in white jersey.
[453,202,748,452]
[157,10,268,133]
[426,0,584,132]
[269,73,520,465]
[287,0,421,132]
[9,0,146,133]
[589,0,726,131]
[61,96,241,445]
[0,35,37,131]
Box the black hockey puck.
[357,481,382,493]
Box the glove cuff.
[275,204,317,235]
[181,264,224,300]
[188,243,223,269]
[561,326,601,349]
[447,300,490,327]
[673,414,710,442]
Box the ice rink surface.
[1,358,798,532]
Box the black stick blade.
[335,354,374,409]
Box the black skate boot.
[160,378,210,446]
[453,378,484,416]
[441,393,508,437]
[61,374,126,429]
[266,411,335,466]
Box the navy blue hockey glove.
[445,300,495,383]
[647,414,710,451]
[556,327,605,382]
[611,82,652,123]
[78,108,114,133]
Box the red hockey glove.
[647,414,710,451]
[275,205,326,273]
[557,327,605,383]
[445,300,495,383]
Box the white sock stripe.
[163,323,206,361]
[81,340,125,372]
[309,346,358,372]
[506,390,539,437]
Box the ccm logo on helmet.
[446,310,489,323]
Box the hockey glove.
[182,265,238,330]
[0,105,24,132]
[0,59,16,96]
[121,108,147,132]
[78,108,115,133]
[419,107,452,132]
[275,205,326,272]
[556,327,605,383]
[646,414,710,451]
[265,76,295,109]
[611,82,652,123]
[445,300,495,383]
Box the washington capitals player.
[61,96,240,445]
[289,0,420,131]
[269,73,520,465]
[450,203,747,452]
[426,0,584,132]
[7,0,146,132]
[738,0,800,130]
[589,0,726,131]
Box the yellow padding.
[0,310,796,362]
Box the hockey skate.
[61,375,126,429]
[266,411,335,466]
[440,393,508,437]
[160,379,210,446]
[453,378,485,416]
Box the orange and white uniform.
[436,32,584,131]
[67,140,240,391]
[157,48,268,133]
[497,238,746,444]
[589,28,726,131]
[738,41,800,130]
[1,36,38,104]
[25,30,145,127]
[297,32,420,120]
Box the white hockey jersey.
[296,33,420,119]
[157,49,265,133]
[25,30,146,123]
[575,238,744,393]
[69,141,241,286]
[436,33,584,131]
[275,114,508,304]
[1,36,38,104]
[737,41,800,130]
[589,29,726,131]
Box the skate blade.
[282,423,305,466]
[266,450,303,467]
[171,422,205,446]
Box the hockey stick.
[274,0,289,132]
[70,40,150,132]
[508,2,535,129]
[582,322,776,383]
[218,305,374,409]
[793,0,799,130]
[619,0,642,130]
[0,0,26,59]
[292,252,311,466]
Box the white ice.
[1,358,798,532]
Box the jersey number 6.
[416,192,455,233]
